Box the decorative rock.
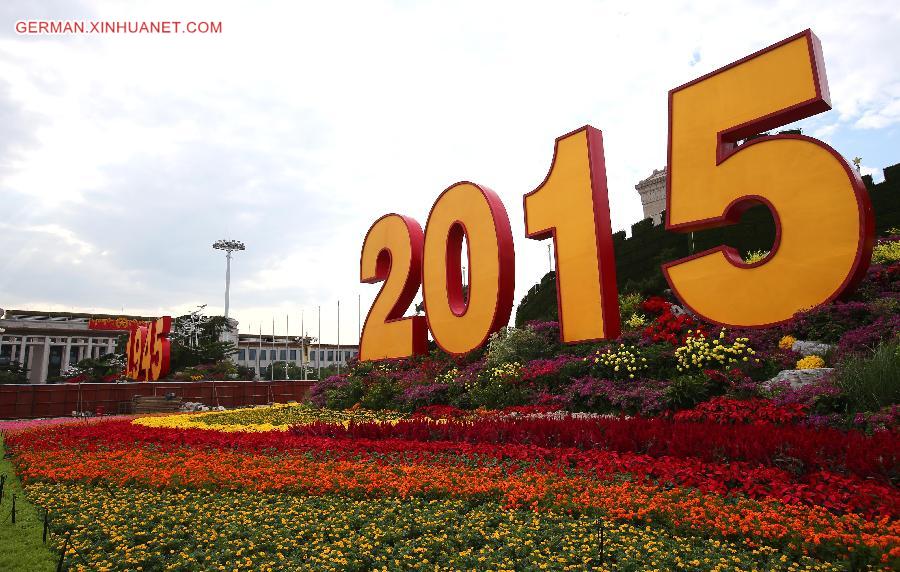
[791,340,832,356]
[763,368,834,391]
[669,304,688,317]
[180,401,211,412]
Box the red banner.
[88,317,151,331]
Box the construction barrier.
[0,380,315,420]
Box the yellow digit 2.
[664,30,874,327]
[359,214,428,361]
[524,126,621,342]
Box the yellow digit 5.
[664,30,874,327]
[524,126,621,342]
[359,214,428,361]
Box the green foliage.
[169,314,237,372]
[870,297,900,318]
[359,378,400,410]
[618,292,643,318]
[835,340,900,413]
[872,240,900,264]
[663,374,710,410]
[586,345,648,380]
[484,327,550,368]
[309,363,344,381]
[0,360,28,384]
[639,343,680,380]
[64,354,125,381]
[514,271,558,327]
[262,361,306,381]
[325,377,366,409]
[744,250,769,264]
[173,360,254,382]
[468,367,528,410]
[0,437,58,571]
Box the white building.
[0,309,146,384]
[234,334,358,379]
[635,167,667,224]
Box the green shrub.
[872,240,900,264]
[484,327,549,368]
[835,340,900,413]
[743,250,769,264]
[325,377,365,409]
[0,361,28,384]
[360,378,399,410]
[664,374,710,410]
[618,292,643,318]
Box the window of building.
[238,349,246,361]
[327,351,334,361]
[279,349,287,360]
[289,349,297,360]
[270,349,276,360]
[249,349,257,360]
[319,350,325,361]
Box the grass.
[835,339,900,413]
[0,435,58,572]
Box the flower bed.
[4,405,898,569]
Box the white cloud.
[860,165,886,184]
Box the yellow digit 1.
[524,126,621,342]
[359,213,427,361]
[664,30,874,327]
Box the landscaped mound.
[1,249,897,570]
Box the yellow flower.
[779,335,797,350]
[796,355,826,370]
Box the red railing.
[0,380,315,419]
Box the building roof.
[635,167,667,189]
[2,309,157,322]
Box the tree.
[169,314,237,372]
[0,360,28,384]
[60,353,125,383]
[262,361,306,380]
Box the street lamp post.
[212,239,245,319]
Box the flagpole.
[271,317,275,382]
[285,315,290,381]
[317,305,322,380]
[257,323,262,381]
[337,300,341,375]
[301,309,306,380]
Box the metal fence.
[0,380,315,419]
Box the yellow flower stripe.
[132,403,405,432]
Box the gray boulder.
[791,340,832,356]
[763,367,833,391]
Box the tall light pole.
[212,239,245,318]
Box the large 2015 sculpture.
[359,30,873,361]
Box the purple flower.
[308,374,349,407]
[398,383,449,405]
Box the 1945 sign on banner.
[359,30,873,361]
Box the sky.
[0,0,898,344]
